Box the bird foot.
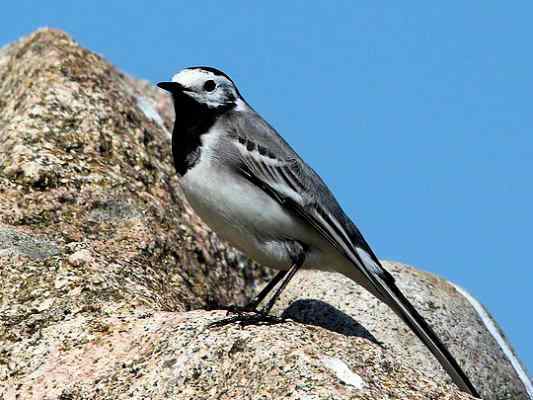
[205,301,259,314]
[207,309,286,328]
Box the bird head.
[157,66,244,111]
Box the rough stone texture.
[0,29,530,400]
[4,309,475,400]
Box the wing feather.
[232,135,385,290]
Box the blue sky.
[2,2,531,375]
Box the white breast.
[179,130,310,269]
[178,128,347,274]
[183,164,287,267]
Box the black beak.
[156,81,185,93]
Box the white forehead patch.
[171,68,213,87]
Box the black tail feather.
[382,279,480,397]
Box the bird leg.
[258,259,301,315]
[206,270,287,313]
[242,269,289,311]
[208,256,304,328]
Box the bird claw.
[207,309,286,328]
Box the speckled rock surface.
[272,264,532,400]
[0,28,530,400]
[3,309,475,400]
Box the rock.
[0,226,60,259]
[0,28,531,400]
[3,309,475,399]
[67,249,94,266]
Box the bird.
[157,66,479,397]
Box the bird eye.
[203,80,216,92]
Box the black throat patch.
[170,93,232,176]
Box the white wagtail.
[157,67,478,397]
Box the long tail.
[374,272,479,397]
[344,246,479,397]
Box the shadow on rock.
[280,299,382,346]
